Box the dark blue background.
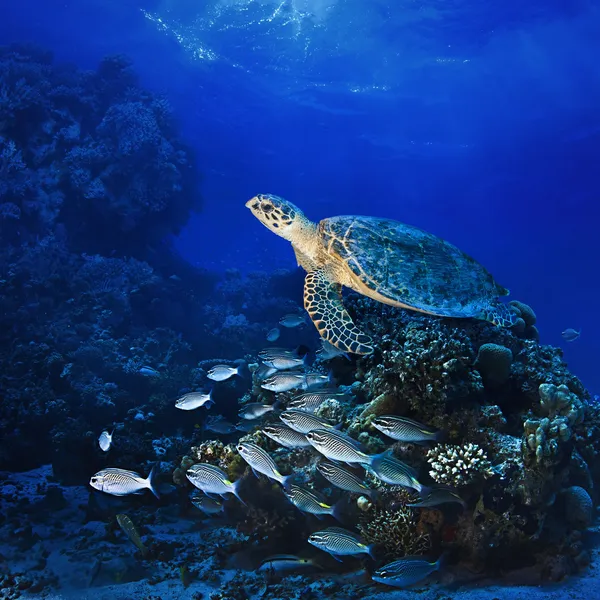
[2,0,597,392]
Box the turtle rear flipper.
[304,270,374,355]
[479,303,518,328]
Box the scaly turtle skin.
[246,194,517,355]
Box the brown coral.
[358,505,430,559]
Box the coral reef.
[427,443,495,486]
[358,504,431,560]
[475,343,513,385]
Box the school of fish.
[89,311,453,589]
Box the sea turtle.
[246,194,517,355]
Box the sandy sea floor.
[1,466,597,600]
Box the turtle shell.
[318,216,508,318]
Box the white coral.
[427,443,495,486]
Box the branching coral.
[358,505,430,559]
[427,443,495,486]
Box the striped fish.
[317,461,375,498]
[283,483,342,520]
[366,455,425,494]
[116,514,149,557]
[372,415,442,443]
[288,390,349,413]
[372,555,443,588]
[190,492,224,515]
[261,353,307,371]
[407,487,466,509]
[262,424,311,449]
[308,527,375,560]
[280,410,338,434]
[186,463,245,504]
[89,466,159,498]
[236,441,291,486]
[238,402,278,420]
[305,429,380,465]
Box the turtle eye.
[263,203,273,213]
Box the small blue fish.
[139,366,160,377]
[279,314,307,328]
[266,327,281,342]
[562,328,581,342]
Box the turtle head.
[246,194,304,240]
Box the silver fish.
[236,441,290,486]
[255,363,278,380]
[258,347,299,360]
[238,402,278,420]
[207,364,241,382]
[372,415,441,443]
[262,354,306,371]
[257,554,320,573]
[262,424,311,449]
[305,429,375,465]
[407,487,466,509]
[261,371,308,393]
[186,463,244,503]
[204,415,238,434]
[305,372,331,390]
[280,410,338,435]
[190,492,224,515]
[98,429,114,452]
[283,483,341,519]
[562,328,581,342]
[262,371,331,393]
[279,314,307,328]
[90,466,159,498]
[236,420,257,432]
[308,527,374,560]
[175,391,214,411]
[317,461,375,498]
[139,366,160,377]
[288,390,350,413]
[317,339,350,361]
[266,327,281,342]
[371,555,442,588]
[367,455,425,493]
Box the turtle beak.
[246,197,258,209]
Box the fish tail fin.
[147,464,160,499]
[327,370,336,387]
[433,429,447,443]
[281,474,294,490]
[368,447,394,469]
[232,479,246,506]
[366,488,379,502]
[342,352,351,361]
[417,483,433,498]
[435,551,449,571]
[331,500,344,522]
[235,360,249,378]
[272,398,283,411]
[367,543,377,560]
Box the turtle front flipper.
[304,270,374,355]
[479,303,519,328]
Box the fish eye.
[236,445,244,452]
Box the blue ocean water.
[3,0,596,390]
[1,1,599,598]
